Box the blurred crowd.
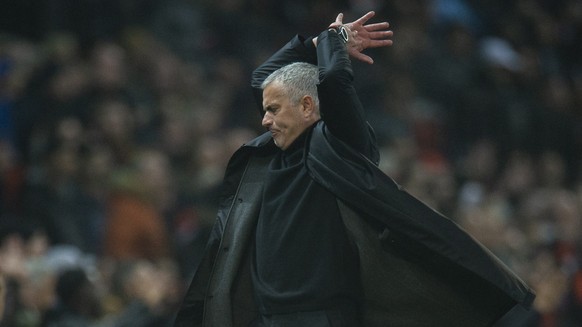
[1,0,581,326]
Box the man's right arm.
[251,35,318,113]
[252,12,392,113]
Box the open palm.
[330,11,394,64]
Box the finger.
[335,13,344,25]
[364,22,390,32]
[368,30,393,40]
[352,11,375,26]
[367,39,394,48]
[329,13,344,28]
[354,52,374,65]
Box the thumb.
[329,13,344,29]
[335,13,344,25]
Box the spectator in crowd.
[103,149,173,262]
[40,267,102,327]
[102,260,178,327]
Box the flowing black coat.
[174,30,535,327]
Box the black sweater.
[250,29,372,316]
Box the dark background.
[1,0,581,326]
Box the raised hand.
[332,11,394,64]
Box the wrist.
[328,25,349,45]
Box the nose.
[262,112,273,128]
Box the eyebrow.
[263,104,277,112]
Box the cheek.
[273,114,289,129]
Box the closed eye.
[264,105,278,114]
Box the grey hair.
[261,62,320,109]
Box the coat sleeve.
[251,35,317,114]
[315,29,379,164]
[306,124,535,326]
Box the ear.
[300,95,317,118]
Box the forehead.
[262,82,287,105]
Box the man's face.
[261,82,313,150]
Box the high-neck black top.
[251,127,362,315]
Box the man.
[41,267,102,327]
[174,11,535,327]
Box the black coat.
[174,30,535,327]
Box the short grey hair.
[261,62,320,109]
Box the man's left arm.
[251,36,318,114]
[316,12,393,160]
